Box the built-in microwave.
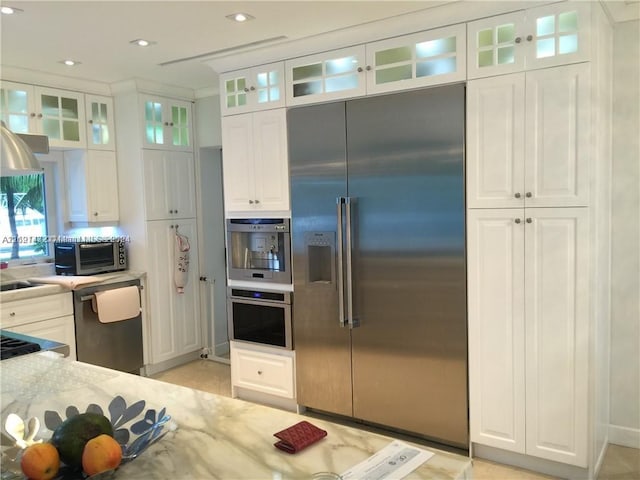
[226,218,291,284]
[227,287,292,350]
[54,240,127,276]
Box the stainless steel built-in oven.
[226,218,291,284]
[227,287,292,350]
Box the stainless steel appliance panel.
[288,102,353,417]
[347,85,468,447]
[289,85,468,448]
[74,279,143,374]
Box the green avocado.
[51,412,114,467]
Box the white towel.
[91,286,141,323]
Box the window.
[0,172,49,260]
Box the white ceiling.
[1,1,638,95]
[0,1,458,93]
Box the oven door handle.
[336,197,347,327]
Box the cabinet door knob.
[37,113,43,119]
[175,209,178,214]
[30,113,36,118]
[244,88,250,92]
[10,312,15,317]
[164,122,169,126]
[514,192,521,199]
[526,35,533,42]
[357,67,363,73]
[93,212,98,216]
[526,192,532,198]
[169,209,174,214]
[248,200,254,204]
[526,218,532,223]
[366,65,372,71]
[515,37,522,44]
[254,199,260,204]
[250,86,256,91]
[257,370,262,375]
[515,218,521,224]
[88,119,94,124]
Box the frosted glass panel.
[258,90,268,103]
[478,29,493,48]
[326,56,357,76]
[62,121,79,141]
[237,78,246,91]
[270,87,280,101]
[42,118,60,139]
[61,98,78,119]
[416,57,456,77]
[293,80,322,97]
[497,24,515,44]
[376,46,411,66]
[497,46,515,65]
[416,37,456,58]
[293,63,322,81]
[559,11,577,33]
[227,96,236,108]
[478,50,493,67]
[269,71,278,84]
[537,15,555,37]
[8,115,28,133]
[325,74,358,93]
[376,65,412,84]
[8,90,28,113]
[225,80,235,94]
[537,38,556,58]
[41,95,59,116]
[91,102,99,120]
[558,34,577,54]
[155,126,163,144]
[257,72,268,87]
[238,94,247,106]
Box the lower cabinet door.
[231,343,294,399]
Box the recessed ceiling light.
[1,6,23,14]
[60,60,80,66]
[130,38,155,47]
[226,12,254,22]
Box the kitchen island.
[1,352,472,479]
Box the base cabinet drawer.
[4,315,76,361]
[231,344,294,399]
[1,293,73,328]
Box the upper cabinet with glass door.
[0,81,86,148]
[85,94,115,150]
[220,62,285,116]
[365,24,466,95]
[141,95,192,151]
[285,46,367,106]
[467,2,590,79]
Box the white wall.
[610,19,640,448]
[195,95,222,148]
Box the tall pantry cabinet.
[112,84,201,372]
[466,2,612,478]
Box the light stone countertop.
[0,353,472,480]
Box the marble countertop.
[0,353,472,479]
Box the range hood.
[1,121,49,176]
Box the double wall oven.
[226,218,293,350]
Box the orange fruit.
[81,434,122,476]
[20,442,60,480]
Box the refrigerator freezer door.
[288,102,353,417]
[346,85,468,447]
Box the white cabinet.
[285,24,466,106]
[230,341,295,400]
[0,81,86,148]
[221,108,289,213]
[466,63,590,209]
[141,95,192,151]
[142,150,196,220]
[467,2,590,79]
[85,94,116,150]
[467,207,589,466]
[365,23,466,95]
[65,150,119,223]
[145,219,201,364]
[1,292,76,361]
[286,46,367,106]
[220,62,285,115]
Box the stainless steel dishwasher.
[74,279,143,374]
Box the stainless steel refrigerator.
[288,84,468,448]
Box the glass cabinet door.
[142,96,192,151]
[285,46,366,106]
[143,98,165,146]
[366,23,466,95]
[220,62,285,115]
[0,82,34,134]
[170,102,191,148]
[85,94,115,150]
[35,87,86,147]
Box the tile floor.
[151,359,640,480]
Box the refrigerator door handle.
[345,197,359,328]
[336,197,347,327]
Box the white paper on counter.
[340,440,434,480]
